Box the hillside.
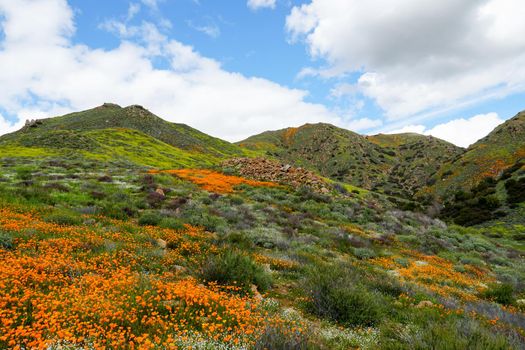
[0,103,249,168]
[1,140,524,349]
[239,124,462,197]
[429,110,525,196]
[422,110,525,225]
[0,105,524,349]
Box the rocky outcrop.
[222,157,329,193]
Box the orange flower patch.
[370,250,494,301]
[0,206,291,349]
[151,169,278,193]
[253,253,299,271]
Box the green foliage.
[15,166,35,180]
[481,283,515,305]
[138,211,163,226]
[43,210,82,226]
[440,178,506,226]
[0,230,14,250]
[200,250,272,293]
[353,247,377,260]
[303,264,385,327]
[379,317,512,350]
[254,326,312,350]
[431,110,525,211]
[183,208,226,232]
[505,177,525,205]
[159,217,185,230]
[238,124,462,198]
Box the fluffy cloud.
[386,113,504,148]
[247,0,276,11]
[286,0,525,120]
[0,114,24,136]
[346,117,382,132]
[0,0,340,141]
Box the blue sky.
[0,0,524,146]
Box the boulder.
[251,284,263,301]
[416,300,434,308]
[156,239,167,249]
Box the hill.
[422,110,525,225]
[429,110,525,196]
[0,105,524,348]
[0,103,249,168]
[239,124,462,198]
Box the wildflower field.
[0,157,524,349]
[0,207,298,349]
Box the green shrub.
[44,211,82,226]
[159,217,185,230]
[229,195,244,205]
[303,264,384,327]
[353,247,376,260]
[481,283,515,305]
[15,166,34,180]
[138,211,162,226]
[222,231,254,249]
[505,177,525,204]
[254,325,312,350]
[379,318,512,350]
[184,210,226,232]
[200,250,272,293]
[0,231,14,250]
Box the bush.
[0,231,14,250]
[505,178,525,204]
[353,247,377,260]
[303,264,384,327]
[200,250,272,293]
[44,211,82,226]
[481,283,515,305]
[138,211,162,226]
[379,317,513,350]
[159,217,185,230]
[15,166,34,181]
[254,325,312,350]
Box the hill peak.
[2,103,244,159]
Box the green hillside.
[429,110,525,197]
[0,103,250,168]
[0,105,524,349]
[422,110,525,225]
[367,133,463,197]
[239,124,462,198]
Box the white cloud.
[0,114,24,136]
[386,113,504,147]
[386,125,426,135]
[247,0,276,11]
[126,3,141,21]
[0,0,342,142]
[141,0,161,11]
[286,0,525,121]
[347,117,382,132]
[187,20,220,38]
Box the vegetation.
[238,124,462,198]
[0,105,523,349]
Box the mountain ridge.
[237,122,463,198]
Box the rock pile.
[222,157,329,193]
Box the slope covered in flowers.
[150,169,278,193]
[0,154,524,349]
[0,207,294,349]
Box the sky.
[0,0,525,147]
